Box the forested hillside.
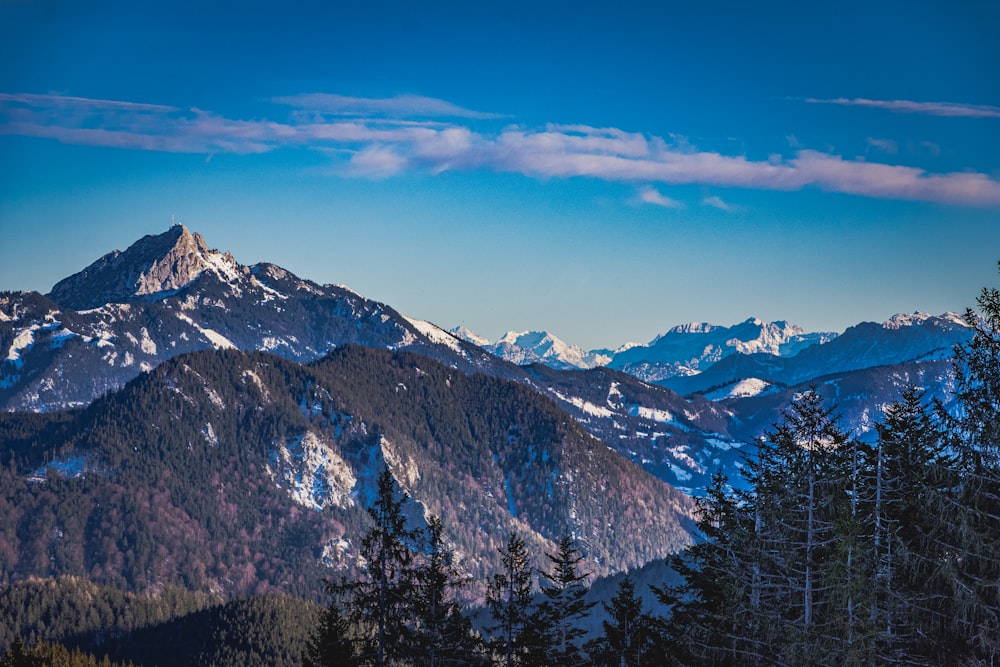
[0,344,693,605]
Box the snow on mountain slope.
[663,312,973,397]
[449,325,491,348]
[705,377,775,400]
[403,317,468,357]
[0,227,494,412]
[609,317,836,384]
[478,330,612,370]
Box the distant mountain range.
[453,310,972,448]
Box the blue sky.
[2,1,999,349]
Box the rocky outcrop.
[47,225,240,310]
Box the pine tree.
[667,391,861,665]
[486,532,534,667]
[301,600,357,667]
[587,576,658,667]
[752,390,854,665]
[868,387,954,664]
[411,515,484,667]
[531,535,595,667]
[331,467,420,667]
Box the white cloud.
[805,97,1000,119]
[638,186,684,208]
[4,92,1000,208]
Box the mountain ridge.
[0,225,975,498]
[0,345,694,601]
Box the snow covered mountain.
[47,225,241,310]
[662,311,972,397]
[608,317,836,384]
[0,226,744,495]
[0,225,977,498]
[0,225,495,411]
[469,329,613,370]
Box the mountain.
[1,225,497,412]
[662,311,971,397]
[450,312,972,491]
[722,357,959,446]
[453,328,613,370]
[0,346,694,601]
[0,226,973,498]
[607,317,836,384]
[1,226,746,496]
[47,225,239,310]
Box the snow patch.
[629,405,674,423]
[705,377,773,400]
[30,454,96,481]
[705,437,742,452]
[550,389,614,418]
[668,463,692,482]
[6,324,39,367]
[404,316,466,356]
[175,312,237,349]
[242,369,270,402]
[505,474,517,518]
[607,381,623,408]
[139,327,157,355]
[267,432,357,510]
[380,436,421,488]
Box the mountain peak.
[48,225,241,310]
[881,311,970,330]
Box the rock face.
[47,225,240,310]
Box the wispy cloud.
[4,92,1000,208]
[703,195,737,212]
[866,137,898,155]
[638,186,684,208]
[273,93,502,119]
[804,96,1000,119]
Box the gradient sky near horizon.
[2,1,999,350]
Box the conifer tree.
[486,532,534,667]
[411,515,484,667]
[587,576,658,667]
[301,600,357,667]
[752,390,854,664]
[532,535,595,667]
[655,471,763,665]
[869,387,954,664]
[330,467,419,667]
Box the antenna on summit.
[171,213,177,228]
